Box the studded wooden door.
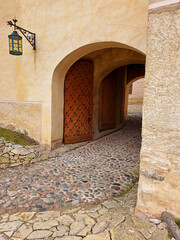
[64,60,93,144]
[99,71,117,131]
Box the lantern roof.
[8,31,22,38]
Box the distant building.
[128,78,144,104]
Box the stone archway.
[51,42,145,149]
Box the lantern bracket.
[7,19,36,50]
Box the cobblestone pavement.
[0,114,141,215]
[0,185,172,240]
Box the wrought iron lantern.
[8,30,22,55]
[7,18,36,55]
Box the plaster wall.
[0,101,42,142]
[150,0,167,3]
[136,2,180,218]
[0,0,148,147]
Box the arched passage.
[51,42,145,149]
[97,64,145,138]
[124,65,145,117]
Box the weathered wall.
[0,0,148,147]
[0,101,42,142]
[136,2,180,218]
[128,78,144,104]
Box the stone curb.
[0,137,55,169]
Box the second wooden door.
[99,71,117,131]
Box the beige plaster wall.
[150,0,166,3]
[0,0,148,147]
[0,101,42,142]
[136,3,180,218]
[128,78,144,104]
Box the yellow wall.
[0,0,149,147]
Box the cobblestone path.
[0,115,142,215]
[0,185,172,240]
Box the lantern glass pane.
[13,36,18,40]
[14,45,18,51]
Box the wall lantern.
[7,18,36,55]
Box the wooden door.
[64,60,93,144]
[99,71,117,131]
